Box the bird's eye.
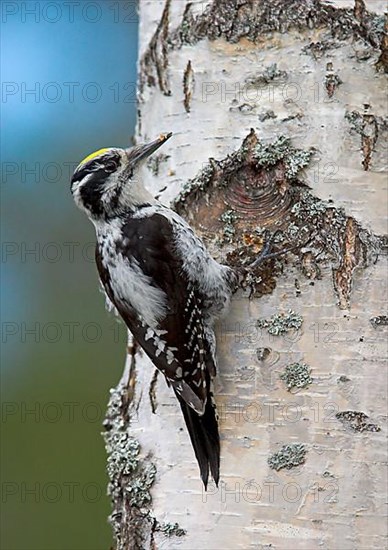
[105,160,118,173]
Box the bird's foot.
[249,230,295,269]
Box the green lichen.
[106,432,141,480]
[124,462,157,508]
[345,109,365,135]
[103,383,170,549]
[254,135,289,166]
[257,309,303,335]
[291,192,330,217]
[220,209,237,224]
[156,522,187,537]
[285,149,313,179]
[287,222,300,237]
[253,135,314,180]
[280,362,312,391]
[103,379,187,549]
[220,209,238,243]
[178,162,215,200]
[246,63,288,86]
[263,63,286,81]
[268,443,307,471]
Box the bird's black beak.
[125,133,172,164]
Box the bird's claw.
[249,230,292,269]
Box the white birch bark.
[104,1,387,548]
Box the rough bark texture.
[105,1,387,548]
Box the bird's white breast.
[95,219,168,327]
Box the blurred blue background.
[1,2,138,548]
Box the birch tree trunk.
[104,1,387,548]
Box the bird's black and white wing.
[96,212,220,486]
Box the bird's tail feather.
[175,390,220,489]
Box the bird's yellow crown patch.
[77,148,111,169]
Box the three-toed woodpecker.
[71,134,236,488]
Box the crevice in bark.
[375,14,388,72]
[146,153,170,177]
[149,369,159,414]
[126,341,138,409]
[183,59,194,113]
[173,129,382,307]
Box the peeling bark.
[174,130,380,306]
[183,60,195,113]
[140,0,385,99]
[332,217,364,309]
[354,0,366,22]
[169,0,384,49]
[140,0,172,96]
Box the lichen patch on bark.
[268,443,307,471]
[103,343,186,549]
[280,362,313,392]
